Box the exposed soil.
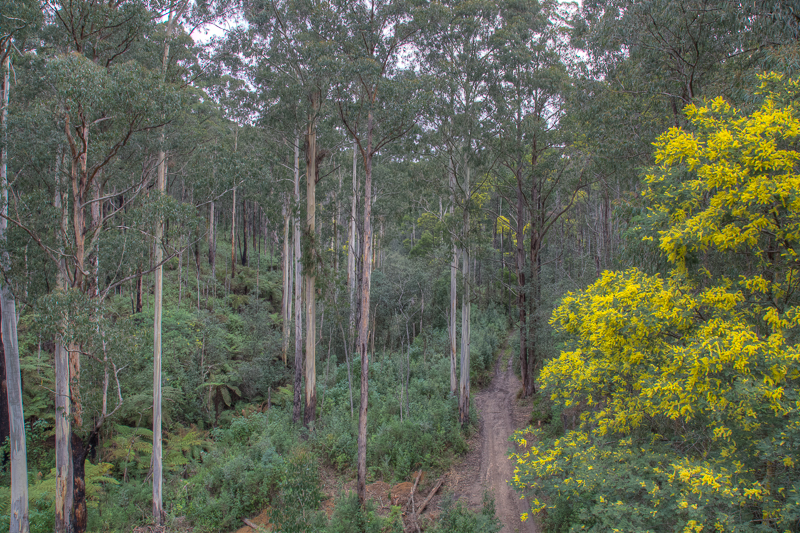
[445,335,538,533]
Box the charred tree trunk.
[241,199,248,267]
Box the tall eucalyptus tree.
[488,0,578,397]
[7,2,181,529]
[240,0,339,427]
[0,2,41,530]
[422,0,497,422]
[331,0,427,504]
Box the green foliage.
[469,305,507,385]
[317,348,467,481]
[430,492,502,533]
[0,462,119,533]
[325,492,402,533]
[271,447,326,533]
[178,412,286,531]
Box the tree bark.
[281,197,290,366]
[230,185,237,279]
[357,110,375,506]
[152,3,184,518]
[208,197,216,273]
[0,339,8,459]
[1,47,29,533]
[151,138,166,529]
[515,171,529,397]
[458,164,471,426]
[292,134,303,425]
[241,199,248,267]
[54,131,72,533]
[348,141,359,356]
[304,94,319,429]
[449,161,458,394]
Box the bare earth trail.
[446,334,538,533]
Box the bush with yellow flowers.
[511,73,800,532]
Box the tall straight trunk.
[348,141,358,353]
[458,164,471,426]
[0,336,8,454]
[449,163,458,394]
[335,172,341,276]
[151,141,166,528]
[241,199,248,267]
[1,47,29,533]
[356,111,375,506]
[281,198,290,366]
[527,180,542,397]
[208,196,216,272]
[515,172,529,396]
[54,147,72,533]
[152,4,183,519]
[304,96,319,428]
[55,341,71,533]
[230,185,237,279]
[292,134,303,425]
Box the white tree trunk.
[458,164,471,425]
[1,46,29,533]
[281,198,290,366]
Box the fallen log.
[415,477,443,517]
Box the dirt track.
[447,337,537,533]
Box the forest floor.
[235,333,537,533]
[444,333,538,533]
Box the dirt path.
[446,336,537,533]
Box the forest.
[1,0,800,532]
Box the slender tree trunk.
[1,47,29,533]
[449,162,458,394]
[292,134,303,425]
[208,196,216,272]
[458,165,471,426]
[516,172,529,397]
[151,4,183,518]
[0,337,8,456]
[357,111,375,506]
[348,141,358,355]
[54,149,72,533]
[340,323,354,418]
[281,198,290,366]
[230,185,237,279]
[304,96,319,429]
[241,199,248,267]
[151,140,166,528]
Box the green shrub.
[178,412,284,531]
[431,493,502,533]
[326,492,402,533]
[271,446,326,533]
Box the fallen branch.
[415,477,443,517]
[409,471,423,533]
